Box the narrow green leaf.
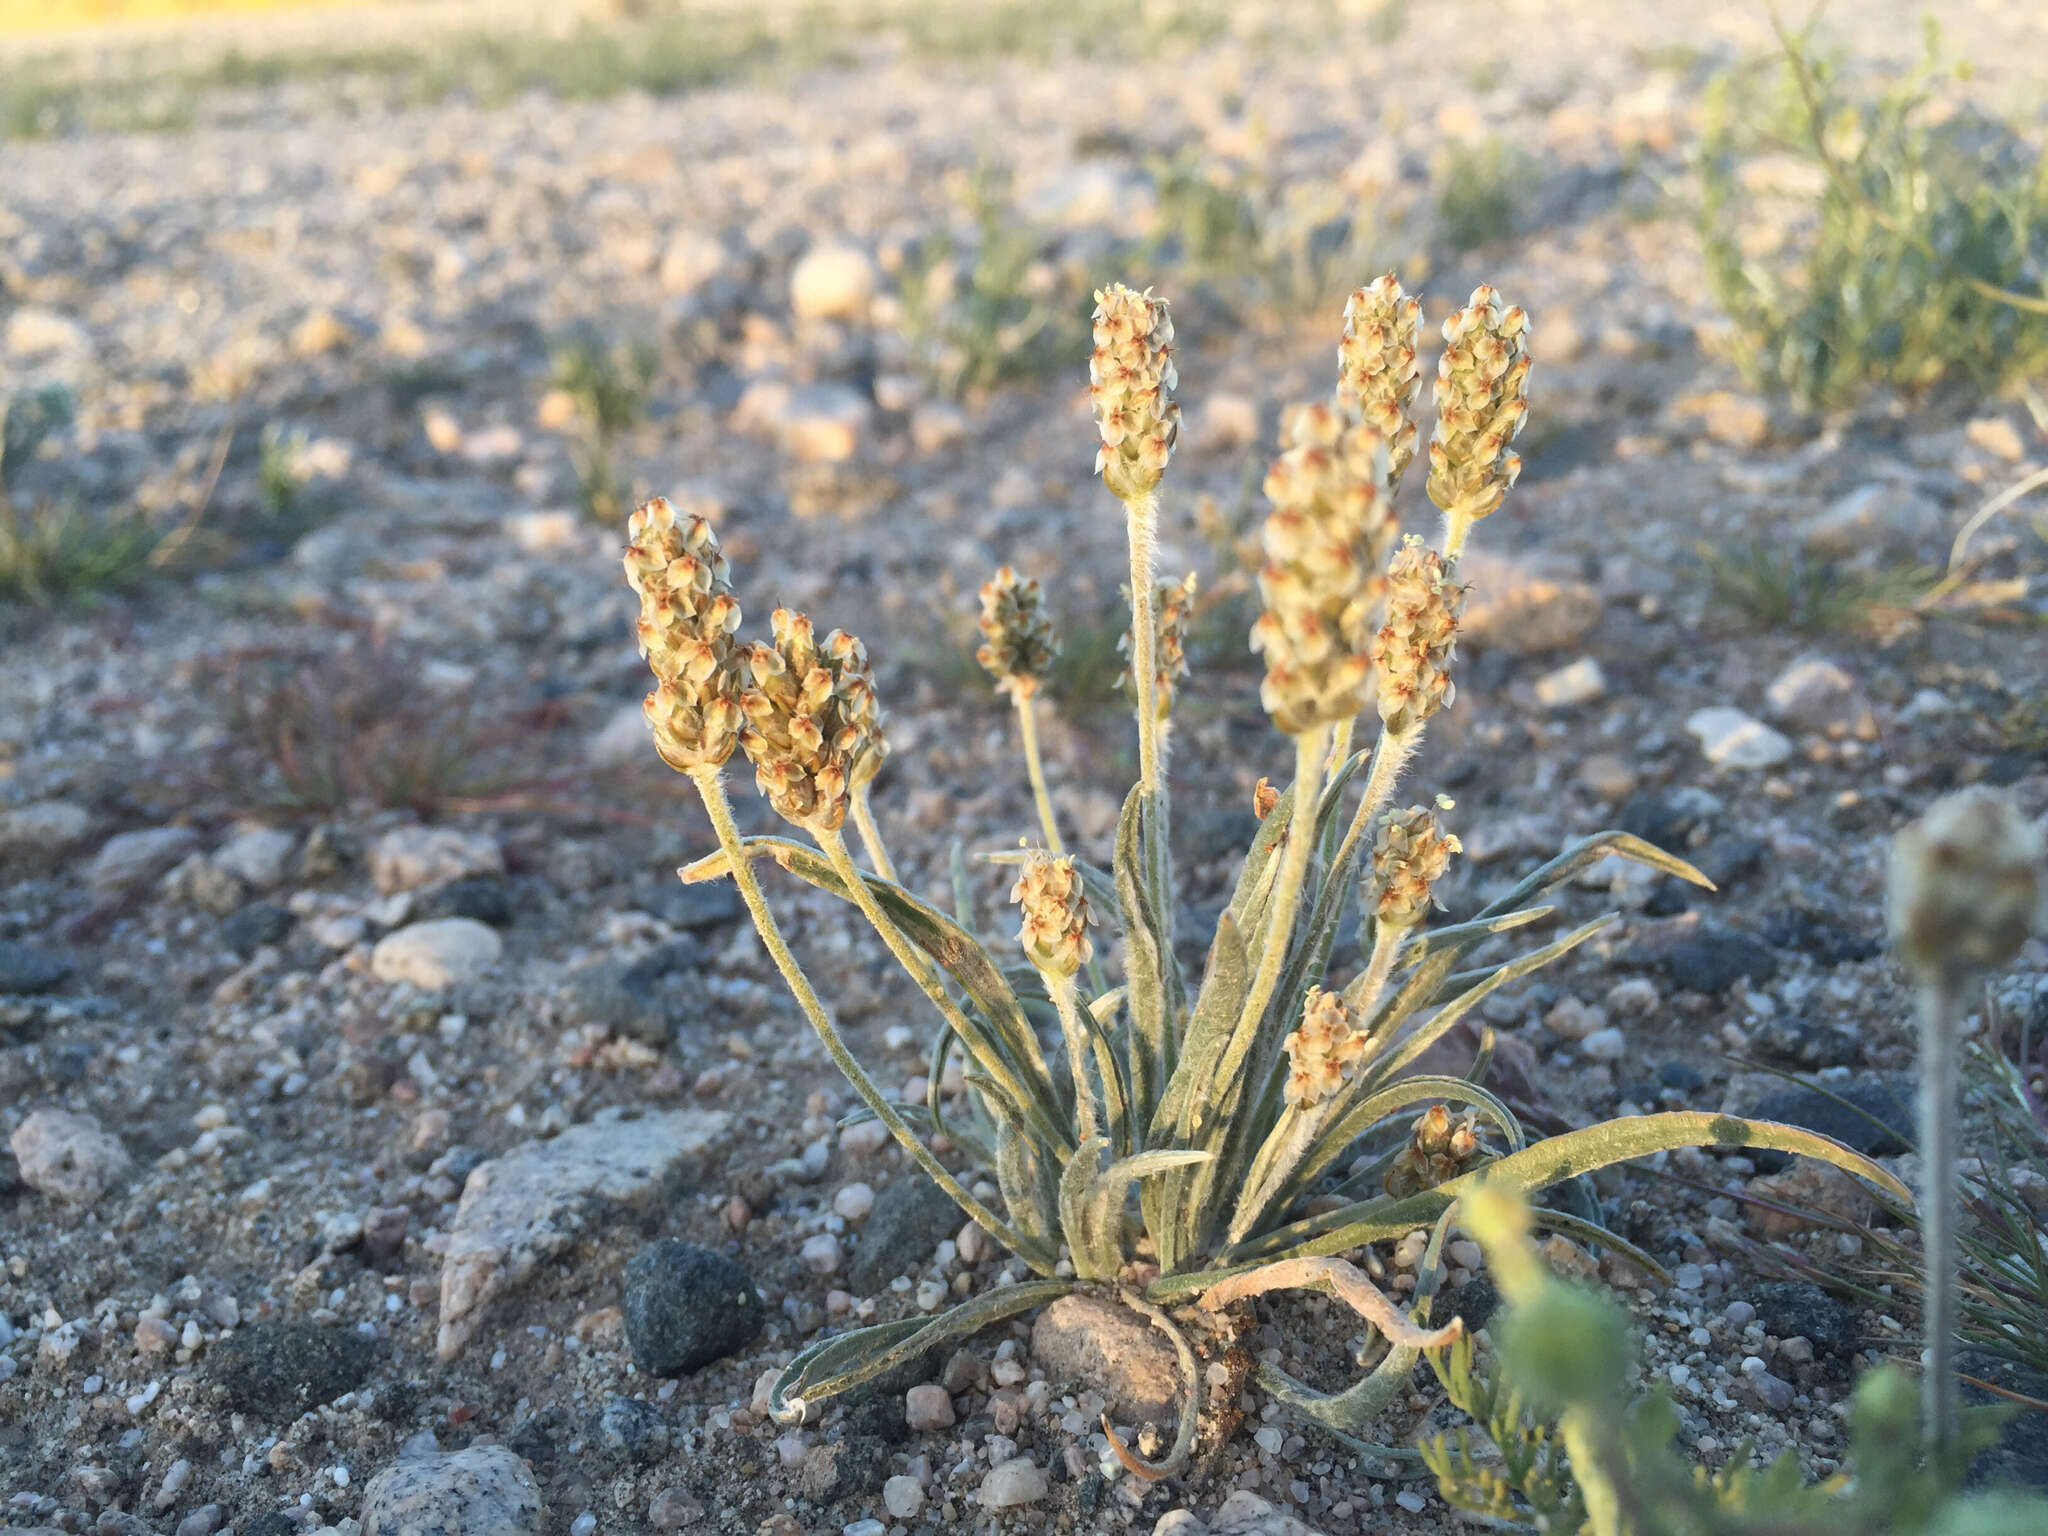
[1391,905,1554,969]
[1116,786,1177,1134]
[1151,1111,1912,1301]
[768,1278,1074,1421]
[1474,831,1712,924]
[1153,911,1250,1140]
[1362,916,1616,1092]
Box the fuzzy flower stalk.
[626,501,1034,1269]
[1427,285,1531,563]
[1201,402,1396,1139]
[1339,274,1424,493]
[1888,787,2044,1461]
[978,566,1065,853]
[1090,282,1180,807]
[1013,852,1107,1144]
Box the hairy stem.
[688,769,1043,1264]
[1123,492,1162,803]
[1200,728,1329,1128]
[1330,726,1418,881]
[849,784,898,885]
[1014,689,1064,855]
[1046,975,1102,1147]
[816,826,1068,1156]
[1919,976,1962,1461]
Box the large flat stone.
[437,1107,729,1360]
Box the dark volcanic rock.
[621,1239,762,1376]
[1751,1015,1863,1070]
[643,880,744,932]
[414,875,515,927]
[593,1394,670,1463]
[1661,927,1777,994]
[565,939,704,1046]
[210,1322,377,1420]
[1761,908,1881,966]
[1746,1075,1914,1172]
[1748,1280,1859,1358]
[222,900,294,957]
[846,1175,961,1293]
[0,940,72,995]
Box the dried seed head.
[1011,852,1094,980]
[623,495,744,772]
[976,566,1060,701]
[1250,402,1399,737]
[1089,283,1181,504]
[1283,987,1368,1109]
[1889,787,2044,985]
[1338,274,1423,491]
[1367,804,1462,928]
[1426,284,1531,528]
[1371,535,1465,736]
[1252,778,1279,822]
[736,609,886,833]
[1120,571,1198,722]
[1383,1104,1490,1199]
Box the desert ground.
[3,1,2047,1533]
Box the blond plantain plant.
[627,275,1914,1472]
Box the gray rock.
[89,826,200,891]
[1764,655,1862,732]
[437,1107,730,1359]
[371,825,505,895]
[1031,1292,1181,1423]
[621,1239,762,1376]
[643,880,744,932]
[1747,1280,1858,1357]
[1686,707,1793,769]
[0,800,92,860]
[1805,482,1947,561]
[1200,1490,1336,1535]
[211,826,298,890]
[10,1108,130,1204]
[977,1457,1049,1509]
[208,1322,377,1420]
[360,1445,543,1536]
[800,1436,890,1500]
[371,918,503,990]
[0,940,72,995]
[846,1175,961,1292]
[1455,550,1600,654]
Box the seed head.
[1250,401,1398,737]
[1367,804,1462,929]
[1120,571,1198,722]
[1371,535,1464,736]
[1283,987,1368,1109]
[1889,787,2043,986]
[1338,274,1423,492]
[1426,284,1531,528]
[1383,1104,1490,1198]
[1011,852,1094,981]
[736,609,886,833]
[976,567,1060,701]
[1089,283,1181,504]
[623,496,744,772]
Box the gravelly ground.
[3,2,2047,1533]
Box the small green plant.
[549,331,655,524]
[1437,137,1527,253]
[1699,16,2048,409]
[1423,1184,2048,1533]
[620,275,1909,1466]
[1698,537,1932,635]
[258,424,309,524]
[898,166,1086,399]
[1,384,160,606]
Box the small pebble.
[884,1474,925,1519]
[833,1182,875,1221]
[1396,1490,1428,1514]
[905,1383,955,1431]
